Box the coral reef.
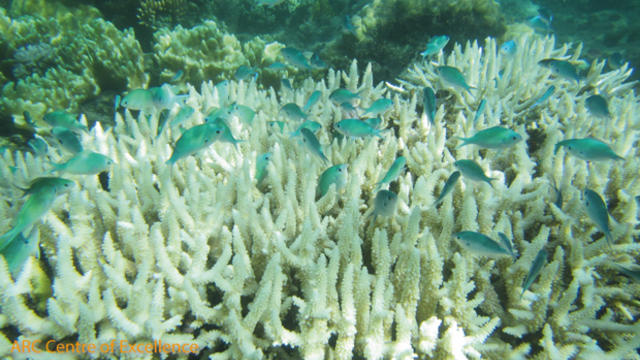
[535,0,640,84]
[153,20,284,85]
[0,33,639,359]
[323,0,507,82]
[137,0,187,30]
[0,6,148,127]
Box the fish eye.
[216,130,222,134]
[512,136,517,140]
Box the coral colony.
[0,1,639,360]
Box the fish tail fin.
[233,140,246,149]
[0,228,20,252]
[165,156,176,165]
[454,136,470,149]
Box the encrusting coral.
[0,5,148,126]
[153,20,284,86]
[0,33,639,359]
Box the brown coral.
[136,0,187,30]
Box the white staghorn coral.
[0,33,639,359]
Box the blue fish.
[528,15,552,34]
[281,47,311,70]
[499,40,516,56]
[473,99,486,124]
[310,53,327,69]
[533,85,555,107]
[303,90,322,112]
[420,35,449,58]
[281,78,293,91]
[423,87,436,125]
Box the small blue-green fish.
[205,104,237,123]
[316,164,348,198]
[280,103,307,121]
[329,88,359,105]
[19,177,74,196]
[290,121,322,138]
[303,90,322,112]
[267,62,287,71]
[454,160,494,187]
[375,156,406,190]
[156,110,171,139]
[370,190,398,221]
[538,7,553,22]
[538,59,580,82]
[114,95,121,112]
[583,189,614,245]
[334,119,385,138]
[215,80,230,106]
[255,152,271,183]
[0,178,73,250]
[533,85,555,107]
[51,151,114,175]
[166,123,223,164]
[150,84,187,112]
[521,248,548,297]
[23,111,34,126]
[437,66,474,93]
[340,102,359,118]
[528,15,552,34]
[420,35,449,57]
[234,65,258,81]
[364,117,382,129]
[554,138,623,161]
[170,69,184,83]
[120,89,154,112]
[344,15,356,35]
[52,127,83,154]
[454,231,512,258]
[423,87,436,125]
[268,121,286,132]
[456,126,522,149]
[499,40,516,56]
[235,105,256,125]
[434,170,460,206]
[281,47,311,70]
[1,231,39,277]
[585,95,610,119]
[28,137,48,156]
[362,98,393,117]
[209,117,244,148]
[497,232,516,259]
[281,78,293,90]
[608,53,625,70]
[43,111,87,132]
[473,99,486,124]
[310,53,327,69]
[300,128,328,164]
[170,106,195,128]
[549,177,563,209]
[257,0,284,7]
[614,264,640,283]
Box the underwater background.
[0,0,639,359]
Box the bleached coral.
[0,33,639,359]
